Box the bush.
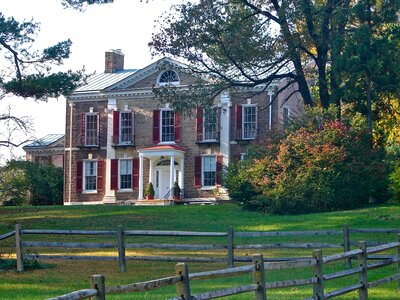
[0,160,63,206]
[225,108,389,214]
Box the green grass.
[0,204,399,299]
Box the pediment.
[104,57,208,92]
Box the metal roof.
[75,69,138,92]
[23,134,64,149]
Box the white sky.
[0,0,183,163]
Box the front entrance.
[154,160,180,199]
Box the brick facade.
[64,56,303,204]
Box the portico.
[137,145,186,200]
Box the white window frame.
[203,107,218,141]
[119,111,133,145]
[157,70,180,86]
[83,160,97,193]
[242,104,257,140]
[283,106,291,123]
[119,159,133,191]
[84,112,99,146]
[160,108,175,144]
[202,155,217,188]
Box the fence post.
[15,224,24,272]
[312,249,324,300]
[358,241,368,300]
[175,263,191,300]
[117,225,126,272]
[343,224,351,269]
[227,226,234,268]
[91,274,106,300]
[252,254,266,300]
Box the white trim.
[118,158,133,191]
[241,104,258,140]
[201,155,217,188]
[83,159,98,192]
[157,70,180,86]
[159,108,175,143]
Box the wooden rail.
[47,238,400,300]
[8,224,400,272]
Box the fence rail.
[47,238,400,300]
[4,224,399,272]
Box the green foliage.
[225,108,389,214]
[144,182,155,197]
[173,181,181,197]
[0,160,63,206]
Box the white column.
[179,157,184,192]
[149,158,153,183]
[103,99,117,204]
[268,91,273,130]
[169,155,175,199]
[138,154,144,200]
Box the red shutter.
[196,107,203,142]
[152,110,160,144]
[216,155,223,187]
[113,111,119,145]
[174,111,181,142]
[97,160,104,192]
[76,160,83,192]
[111,159,119,190]
[235,105,242,140]
[194,156,202,188]
[81,114,86,145]
[132,158,139,188]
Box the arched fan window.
[158,70,180,86]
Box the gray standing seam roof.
[75,69,138,92]
[23,134,64,148]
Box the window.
[120,111,133,144]
[161,110,175,142]
[283,106,291,124]
[119,159,132,190]
[84,160,97,191]
[84,113,99,146]
[203,156,216,187]
[243,105,257,139]
[204,107,218,140]
[158,70,179,86]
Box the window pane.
[84,161,97,191]
[85,114,98,146]
[120,160,132,189]
[243,106,256,139]
[203,156,216,186]
[161,110,174,142]
[120,112,132,144]
[204,108,217,140]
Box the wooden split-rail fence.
[1,224,399,272]
[46,239,400,300]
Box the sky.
[0,0,183,162]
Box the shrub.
[225,108,388,214]
[145,182,155,197]
[0,160,63,206]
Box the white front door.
[158,168,170,199]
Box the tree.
[150,0,399,115]
[0,160,64,206]
[0,0,113,148]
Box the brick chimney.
[105,49,124,73]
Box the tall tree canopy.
[0,0,113,148]
[150,0,400,113]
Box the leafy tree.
[0,160,63,206]
[0,0,113,148]
[150,0,399,115]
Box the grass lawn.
[0,203,399,299]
